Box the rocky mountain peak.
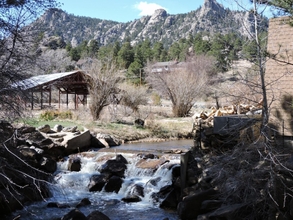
[200,0,225,18]
[152,8,167,17]
[39,8,65,22]
[148,8,167,24]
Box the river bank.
[3,115,293,219]
[0,117,194,219]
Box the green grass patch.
[20,118,83,130]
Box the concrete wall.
[266,17,293,136]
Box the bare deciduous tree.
[146,55,216,117]
[86,60,121,120]
[0,0,59,121]
[0,0,60,216]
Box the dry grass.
[19,98,195,143]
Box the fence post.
[180,151,190,198]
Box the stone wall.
[266,17,293,136]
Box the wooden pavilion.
[14,70,89,110]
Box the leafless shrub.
[146,55,216,117]
[150,92,161,106]
[119,82,148,114]
[203,139,293,219]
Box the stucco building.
[266,17,293,136]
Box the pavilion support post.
[40,90,43,109]
[49,87,52,107]
[75,93,77,109]
[66,90,69,109]
[31,90,34,110]
[59,89,61,109]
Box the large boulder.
[95,133,121,148]
[68,156,81,172]
[39,127,92,156]
[76,198,91,208]
[18,127,54,149]
[62,126,78,132]
[99,159,127,177]
[128,184,145,198]
[136,158,168,169]
[98,154,128,177]
[18,146,41,164]
[147,177,162,187]
[177,188,218,220]
[88,174,108,192]
[61,129,91,154]
[37,124,51,133]
[122,184,145,203]
[0,121,14,143]
[116,154,128,164]
[122,195,142,203]
[39,156,57,173]
[17,145,57,173]
[151,184,173,203]
[104,176,123,193]
[53,124,63,132]
[87,210,111,220]
[160,188,180,209]
[61,209,87,220]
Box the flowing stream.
[8,140,193,220]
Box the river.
[6,139,193,220]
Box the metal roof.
[151,61,187,73]
[12,71,81,90]
[152,61,178,67]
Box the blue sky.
[57,0,252,23]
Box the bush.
[145,120,167,137]
[58,110,73,119]
[119,83,148,113]
[39,110,72,121]
[151,92,161,106]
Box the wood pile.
[191,103,263,149]
[192,104,262,129]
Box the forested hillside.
[27,0,268,80]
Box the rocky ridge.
[29,0,267,47]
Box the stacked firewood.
[192,104,263,149]
[192,104,262,129]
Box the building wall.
[266,17,293,136]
